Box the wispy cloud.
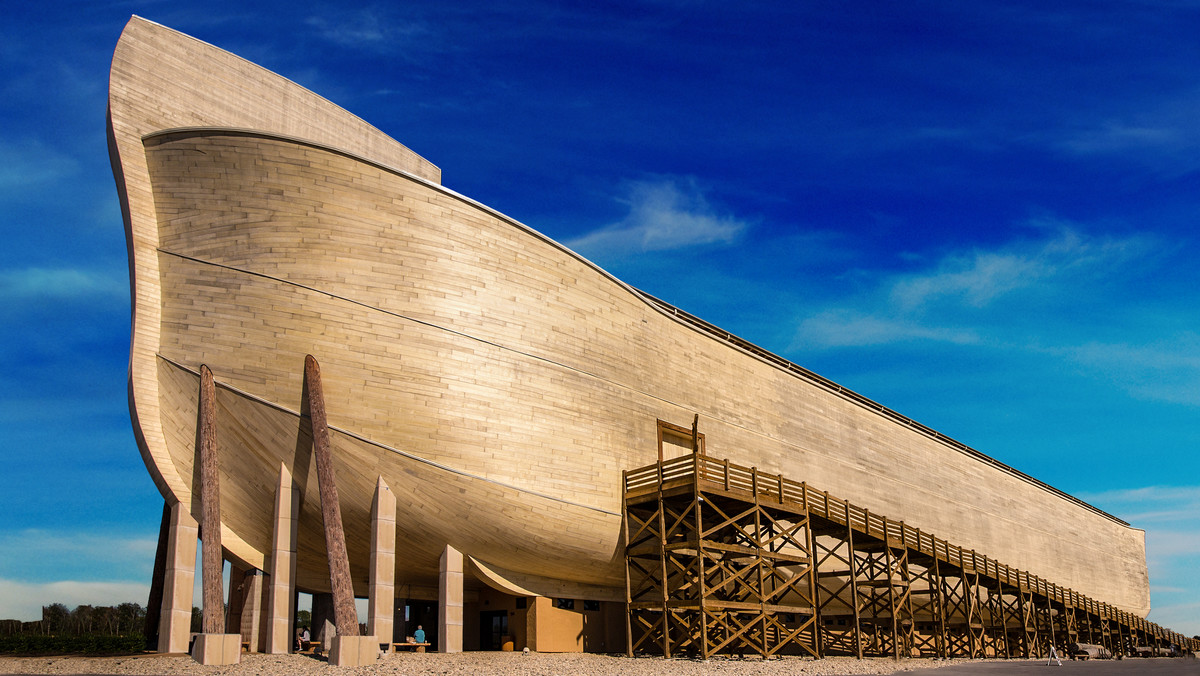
[892,224,1153,311]
[565,176,750,258]
[0,139,79,192]
[0,267,125,301]
[1077,486,1200,525]
[1053,89,1200,176]
[1060,336,1200,406]
[795,310,979,348]
[305,9,431,53]
[793,223,1156,350]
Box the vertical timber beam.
[439,544,464,653]
[368,476,397,646]
[189,364,240,665]
[846,503,863,659]
[692,455,709,660]
[656,461,671,658]
[197,365,225,637]
[157,500,198,653]
[265,463,299,654]
[622,470,634,658]
[304,355,359,638]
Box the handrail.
[624,453,1192,648]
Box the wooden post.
[304,354,359,637]
[198,364,224,636]
[622,469,634,658]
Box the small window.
[583,600,600,612]
[555,598,575,610]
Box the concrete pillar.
[265,463,299,654]
[312,593,335,645]
[157,501,197,653]
[240,570,267,652]
[368,477,396,646]
[225,562,248,637]
[439,544,463,653]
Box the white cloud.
[793,310,979,349]
[1077,486,1200,525]
[0,267,125,301]
[565,176,750,258]
[0,579,150,622]
[0,139,79,191]
[1062,336,1200,406]
[794,223,1157,350]
[306,10,431,53]
[891,225,1151,311]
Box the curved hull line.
[156,354,621,517]
[146,126,1128,527]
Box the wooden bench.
[391,642,431,653]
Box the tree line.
[0,603,148,654]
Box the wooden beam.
[304,354,359,637]
[198,364,224,635]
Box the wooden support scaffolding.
[624,452,1194,660]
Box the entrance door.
[479,610,508,650]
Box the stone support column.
[265,463,299,654]
[157,501,198,654]
[240,570,267,653]
[226,562,248,636]
[439,544,463,653]
[368,477,396,646]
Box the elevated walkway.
[623,452,1193,659]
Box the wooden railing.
[625,453,1194,650]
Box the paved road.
[927,658,1199,676]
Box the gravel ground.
[0,652,981,676]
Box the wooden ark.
[108,16,1155,655]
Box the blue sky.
[1,1,1197,637]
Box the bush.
[0,633,147,655]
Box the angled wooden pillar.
[305,355,375,666]
[191,364,241,665]
[368,476,397,645]
[157,500,198,653]
[439,544,464,653]
[304,355,358,636]
[265,463,299,654]
[197,364,224,635]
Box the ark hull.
[110,17,1150,615]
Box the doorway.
[479,610,509,650]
